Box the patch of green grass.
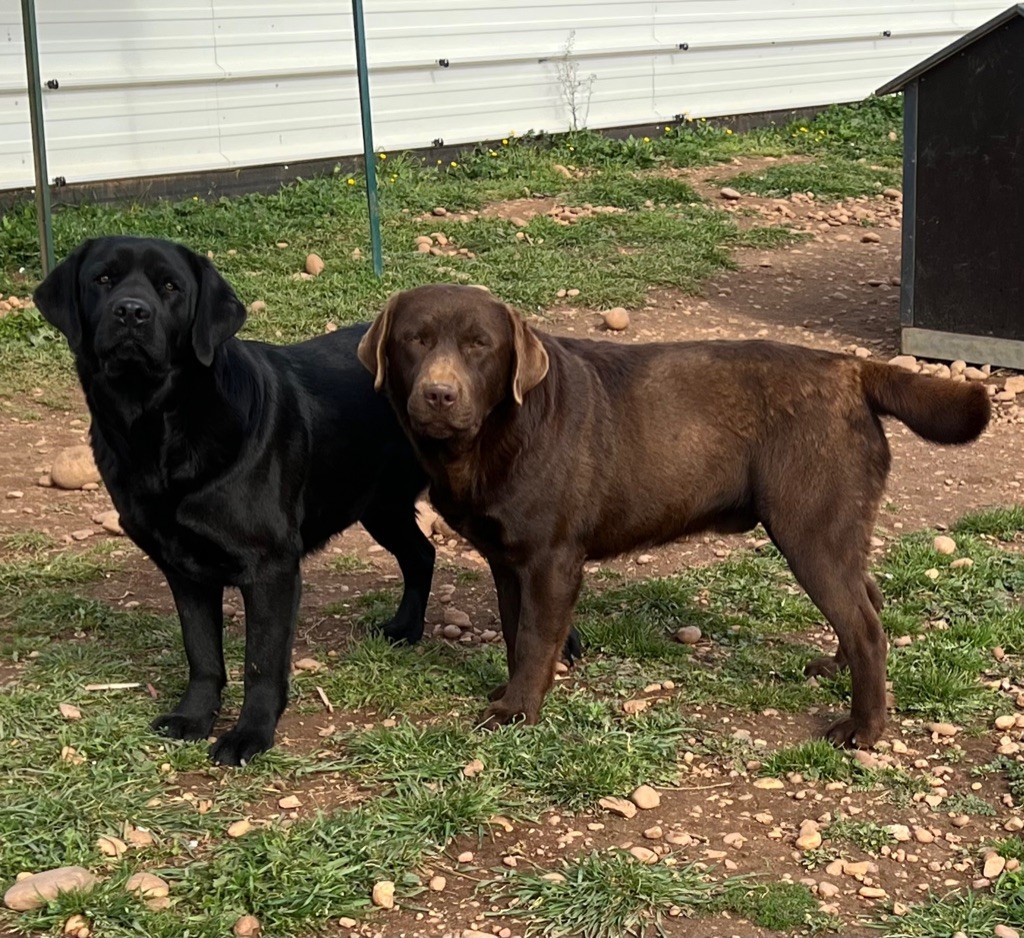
[823,817,895,855]
[720,159,900,200]
[0,544,113,599]
[953,505,1024,540]
[760,740,863,783]
[880,871,1024,938]
[496,851,722,938]
[719,880,833,932]
[942,791,996,817]
[326,553,372,575]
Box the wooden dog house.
[877,5,1024,368]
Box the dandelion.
[450,161,459,168]
[724,129,733,135]
[799,127,809,133]
[502,138,509,145]
[643,136,650,143]
[379,152,388,159]
[346,178,355,186]
[489,149,497,157]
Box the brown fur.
[359,284,991,747]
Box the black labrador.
[33,236,437,765]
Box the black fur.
[34,236,435,765]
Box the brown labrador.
[358,284,990,747]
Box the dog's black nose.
[423,382,459,409]
[113,299,152,325]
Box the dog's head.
[34,236,246,382]
[357,284,549,444]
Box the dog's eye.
[162,281,178,293]
[95,274,110,285]
[466,336,490,350]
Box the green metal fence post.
[351,0,383,277]
[20,0,55,275]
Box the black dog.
[33,236,436,765]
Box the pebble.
[304,253,325,277]
[432,206,448,216]
[50,446,101,490]
[125,872,169,898]
[97,835,127,858]
[443,607,472,628]
[888,355,919,372]
[630,785,661,810]
[278,795,301,810]
[720,187,742,200]
[442,624,463,640]
[964,366,988,381]
[983,853,1007,879]
[643,826,663,840]
[796,821,822,851]
[995,927,1020,938]
[59,703,82,721]
[233,915,261,937]
[1004,375,1024,395]
[4,867,98,911]
[933,535,957,555]
[950,557,974,569]
[429,875,446,892]
[371,880,395,909]
[887,824,911,842]
[457,851,474,863]
[861,232,881,243]
[753,777,784,790]
[622,698,650,715]
[629,846,658,864]
[817,881,840,898]
[602,307,630,331]
[599,796,638,819]
[462,759,485,778]
[63,915,91,938]
[338,917,357,929]
[927,722,959,737]
[883,187,902,199]
[293,658,323,673]
[227,819,253,838]
[859,886,887,898]
[676,626,702,645]
[995,715,1017,731]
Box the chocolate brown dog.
[359,284,990,747]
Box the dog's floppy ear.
[186,250,247,367]
[357,292,398,392]
[33,240,94,352]
[504,304,549,405]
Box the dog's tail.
[859,361,991,444]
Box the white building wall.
[0,1,1009,191]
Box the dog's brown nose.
[423,382,459,409]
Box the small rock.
[125,828,154,848]
[442,624,463,640]
[753,777,784,790]
[676,626,702,645]
[249,300,267,314]
[4,867,98,911]
[950,557,974,569]
[720,187,742,200]
[994,926,1020,938]
[995,715,1017,731]
[429,875,446,892]
[927,722,958,737]
[125,872,169,898]
[888,355,919,372]
[643,825,663,840]
[887,824,912,842]
[462,758,485,778]
[37,474,52,487]
[933,535,957,555]
[432,207,448,216]
[553,164,573,179]
[817,881,840,899]
[628,846,658,864]
[63,914,91,937]
[443,607,472,628]
[983,853,1006,879]
[278,795,302,810]
[70,529,94,541]
[861,232,881,244]
[97,835,127,858]
[602,307,630,331]
[293,657,323,673]
[50,446,101,490]
[457,851,474,863]
[338,918,357,929]
[622,698,650,715]
[59,703,82,721]
[304,253,325,277]
[233,915,262,937]
[852,749,881,769]
[6,490,23,499]
[226,819,253,838]
[859,886,887,898]
[599,796,638,819]
[630,785,661,810]
[964,366,988,381]
[796,821,822,851]
[371,880,395,909]
[882,187,902,199]
[854,347,871,358]
[1004,375,1024,395]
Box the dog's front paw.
[823,714,885,749]
[151,710,216,742]
[379,615,424,645]
[804,654,847,679]
[209,724,274,766]
[562,627,584,665]
[476,698,539,730]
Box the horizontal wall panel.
[0,0,1008,190]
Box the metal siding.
[0,0,1011,190]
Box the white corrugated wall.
[0,1,1009,191]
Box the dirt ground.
[2,169,1023,938]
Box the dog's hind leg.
[361,497,435,645]
[804,574,883,679]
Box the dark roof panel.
[876,4,1024,95]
